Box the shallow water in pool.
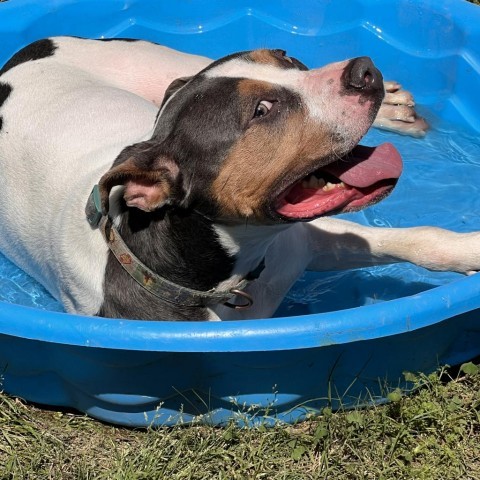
[1,113,480,317]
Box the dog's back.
[0,37,160,313]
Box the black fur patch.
[99,208,235,321]
[0,82,12,132]
[97,38,140,42]
[0,39,57,76]
[0,82,12,107]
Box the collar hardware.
[224,289,254,310]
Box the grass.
[2,363,480,479]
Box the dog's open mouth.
[275,143,403,220]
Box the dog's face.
[99,49,402,223]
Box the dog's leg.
[213,224,314,320]
[304,218,480,275]
[50,37,212,107]
[373,81,429,137]
[204,217,480,320]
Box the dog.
[0,36,478,321]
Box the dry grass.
[2,364,480,479]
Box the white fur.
[212,223,289,292]
[0,37,478,320]
[0,39,158,313]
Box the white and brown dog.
[0,37,477,321]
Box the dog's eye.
[253,100,273,119]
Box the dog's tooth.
[322,181,345,192]
[306,176,326,189]
[302,175,311,188]
[302,176,331,190]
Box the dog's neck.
[212,222,287,291]
[99,204,283,320]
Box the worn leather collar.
[85,185,263,309]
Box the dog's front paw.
[373,81,429,138]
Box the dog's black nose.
[344,56,383,92]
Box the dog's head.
[99,49,402,223]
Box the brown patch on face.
[237,78,274,97]
[211,111,337,220]
[248,49,283,67]
[236,79,280,125]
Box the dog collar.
[85,185,263,310]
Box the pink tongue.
[323,143,403,188]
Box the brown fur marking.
[248,49,283,67]
[212,111,337,219]
[237,78,275,97]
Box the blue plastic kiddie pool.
[1,0,480,426]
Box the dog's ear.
[160,76,192,108]
[98,143,181,213]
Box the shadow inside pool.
[275,271,440,317]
